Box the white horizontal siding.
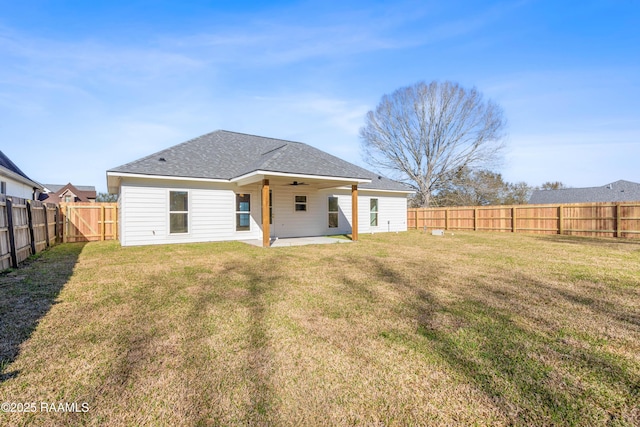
[120,185,166,246]
[2,177,35,199]
[119,179,261,246]
[117,177,408,246]
[328,190,408,235]
[375,194,408,232]
[271,187,326,238]
[270,189,408,238]
[333,194,353,235]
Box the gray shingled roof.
[529,180,640,204]
[0,150,41,187]
[44,184,96,193]
[1,150,33,181]
[108,130,413,192]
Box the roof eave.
[0,166,43,190]
[230,170,372,187]
[106,171,230,194]
[336,186,415,194]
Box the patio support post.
[351,184,358,241]
[262,179,270,247]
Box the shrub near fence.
[408,201,640,239]
[1,198,118,270]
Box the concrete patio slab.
[241,236,353,247]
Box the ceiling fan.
[289,181,309,186]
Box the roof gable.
[40,182,97,203]
[45,184,96,193]
[108,130,413,192]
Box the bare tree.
[504,181,533,205]
[433,167,532,206]
[539,181,568,190]
[360,81,506,207]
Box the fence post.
[53,205,58,242]
[114,205,118,241]
[473,208,478,231]
[558,205,564,235]
[26,200,36,255]
[43,204,50,248]
[56,205,62,242]
[615,203,621,238]
[512,206,517,233]
[445,208,449,230]
[101,204,106,241]
[62,204,68,243]
[6,198,18,268]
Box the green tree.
[96,192,118,202]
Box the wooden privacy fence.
[59,202,118,243]
[1,198,118,270]
[408,202,640,239]
[1,196,58,270]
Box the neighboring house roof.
[0,150,42,189]
[44,184,97,194]
[40,182,97,203]
[108,130,413,192]
[529,180,640,204]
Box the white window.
[294,195,307,212]
[169,191,188,234]
[236,193,251,231]
[328,196,338,228]
[370,198,379,227]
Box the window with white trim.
[370,198,379,227]
[236,193,251,231]
[294,195,307,212]
[328,196,338,228]
[169,191,189,234]
[1,181,6,195]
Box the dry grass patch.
[1,232,639,426]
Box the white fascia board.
[335,185,416,194]
[106,171,229,184]
[231,170,372,185]
[0,166,43,190]
[106,171,230,194]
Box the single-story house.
[40,183,97,203]
[107,130,414,247]
[529,180,640,204]
[0,150,43,200]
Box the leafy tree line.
[96,192,118,202]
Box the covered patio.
[241,235,353,247]
[233,171,366,247]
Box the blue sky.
[1,0,639,193]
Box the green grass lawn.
[1,232,639,426]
